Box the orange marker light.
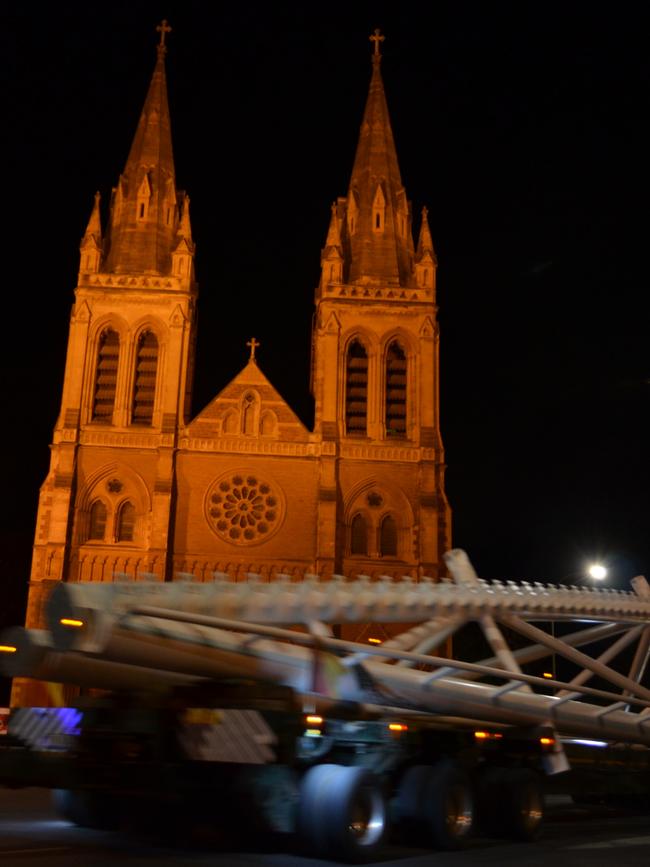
[542,672,553,679]
[305,715,323,725]
[0,645,17,654]
[388,723,408,732]
[474,730,488,739]
[540,736,555,746]
[368,637,382,644]
[59,618,84,628]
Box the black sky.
[0,1,647,633]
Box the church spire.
[345,30,414,287]
[104,21,181,275]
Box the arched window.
[385,341,407,437]
[242,392,257,435]
[116,501,135,542]
[223,410,238,434]
[350,513,368,555]
[88,500,107,540]
[260,411,276,436]
[132,331,158,425]
[92,328,120,422]
[380,515,398,557]
[345,340,368,435]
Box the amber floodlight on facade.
[16,25,452,706]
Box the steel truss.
[2,549,650,769]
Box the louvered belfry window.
[380,515,398,557]
[345,340,368,435]
[92,329,120,422]
[385,341,407,437]
[350,513,368,555]
[132,331,158,425]
[88,500,107,540]
[116,501,136,542]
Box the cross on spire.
[369,28,385,56]
[156,19,172,55]
[246,337,260,361]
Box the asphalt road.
[0,788,649,866]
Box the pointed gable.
[188,360,310,442]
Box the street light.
[587,563,607,581]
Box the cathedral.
[18,25,450,701]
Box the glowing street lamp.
[587,563,607,581]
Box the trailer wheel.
[478,768,543,841]
[299,763,387,861]
[426,761,474,849]
[393,761,474,850]
[502,768,544,841]
[52,789,119,830]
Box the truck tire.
[478,767,544,841]
[52,788,119,830]
[394,761,474,850]
[298,763,387,861]
[502,768,544,841]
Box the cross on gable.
[246,337,260,361]
[370,28,385,56]
[156,20,172,52]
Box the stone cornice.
[79,429,175,448]
[177,436,435,462]
[341,443,434,462]
[179,437,320,457]
[322,283,432,303]
[77,272,196,295]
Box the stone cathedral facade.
[19,28,451,701]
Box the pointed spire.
[324,202,342,249]
[83,191,102,239]
[177,193,193,242]
[345,30,413,287]
[79,192,103,273]
[416,207,436,260]
[104,21,181,275]
[320,202,344,289]
[415,206,437,293]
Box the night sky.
[1,2,647,635]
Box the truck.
[1,548,649,861]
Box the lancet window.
[88,500,107,540]
[345,340,368,435]
[350,514,368,555]
[92,328,120,422]
[242,392,257,435]
[116,501,136,542]
[385,341,407,437]
[379,515,398,557]
[131,331,158,425]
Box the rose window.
[206,472,284,545]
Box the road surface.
[0,788,648,865]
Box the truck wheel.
[426,761,474,849]
[393,761,474,850]
[299,763,387,861]
[502,768,544,841]
[478,768,543,841]
[52,789,119,830]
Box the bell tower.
[23,22,197,635]
[311,31,451,590]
